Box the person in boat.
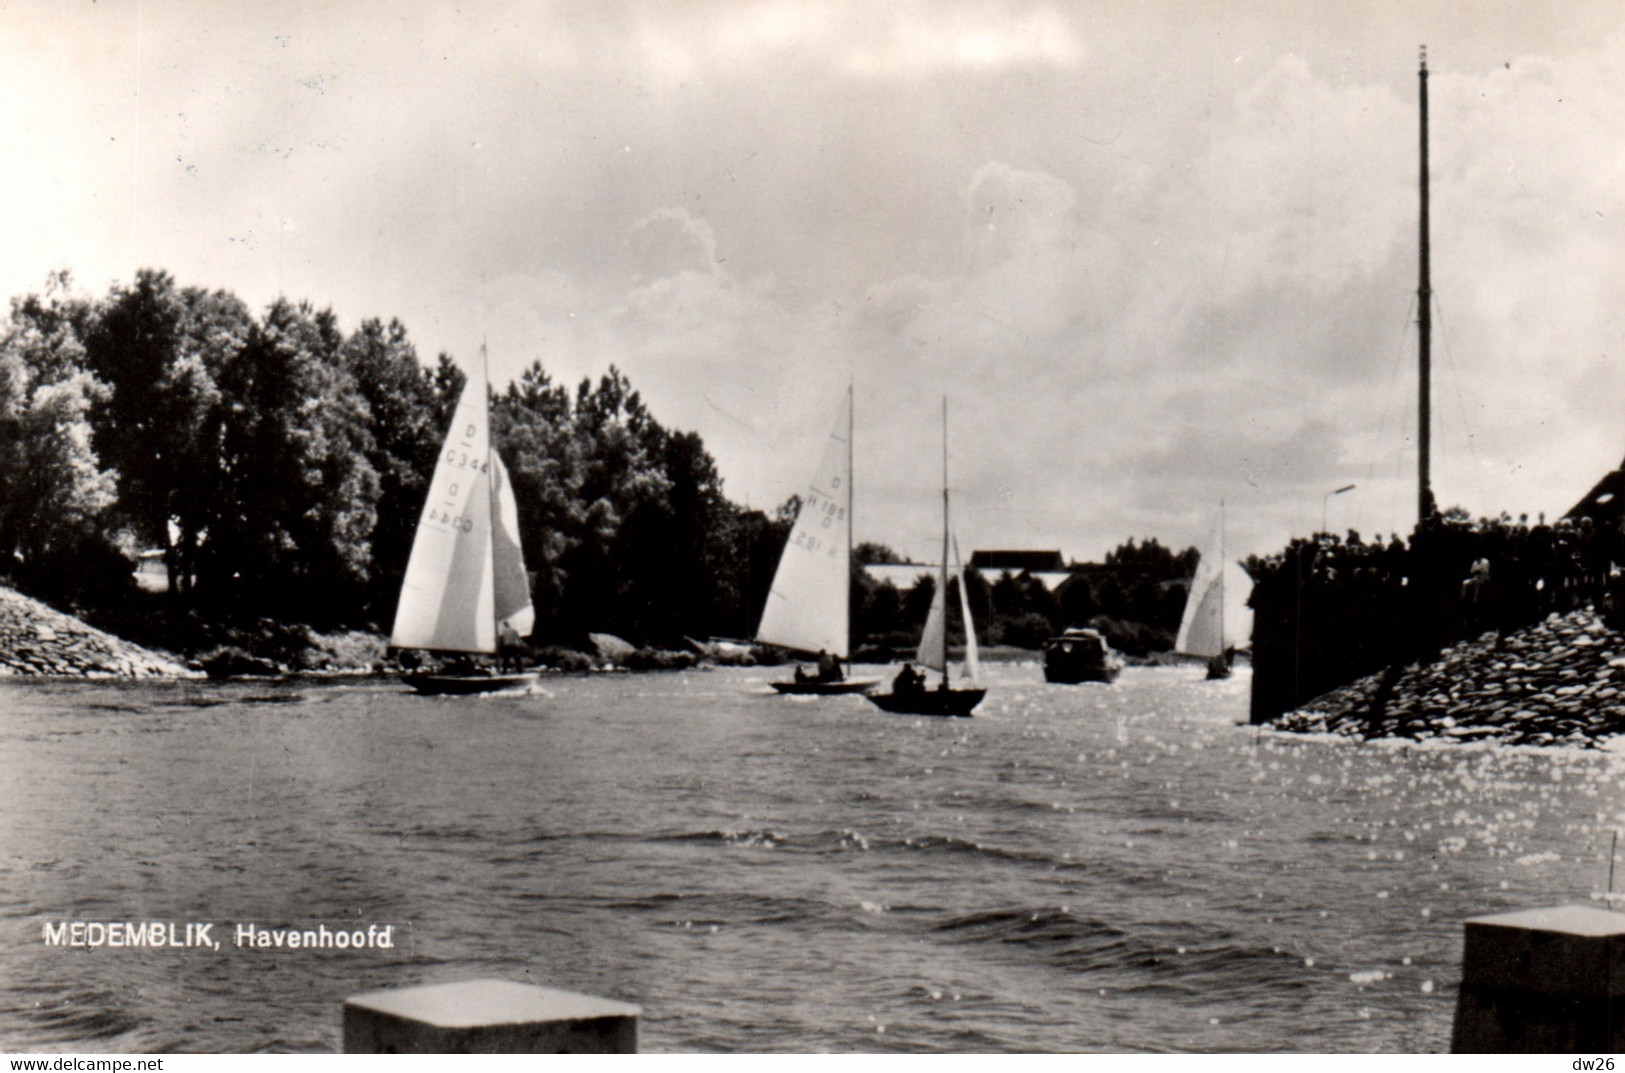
[893,662,923,695]
[815,649,843,683]
[496,622,525,673]
[793,665,811,684]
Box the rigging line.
[1363,294,1419,485]
[1431,292,1491,513]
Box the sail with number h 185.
[391,351,535,679]
[756,390,854,659]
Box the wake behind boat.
[390,349,539,696]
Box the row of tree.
[0,268,1198,656]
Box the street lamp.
[1322,484,1356,535]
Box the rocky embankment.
[0,585,197,678]
[1278,606,1625,747]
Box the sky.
[4,0,1624,578]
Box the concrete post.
[1451,904,1625,1052]
[344,979,640,1053]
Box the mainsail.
[953,534,981,682]
[917,536,980,680]
[491,453,535,637]
[391,355,533,653]
[756,391,853,658]
[918,570,947,672]
[1175,509,1225,659]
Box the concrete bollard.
[1451,904,1625,1052]
[343,978,640,1053]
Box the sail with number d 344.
[391,354,534,654]
[756,392,853,658]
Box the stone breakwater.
[1277,606,1625,747]
[0,585,197,678]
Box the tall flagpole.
[846,380,855,672]
[1417,45,1435,526]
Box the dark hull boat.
[770,678,881,696]
[404,672,539,696]
[867,687,985,717]
[1042,628,1122,684]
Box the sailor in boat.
[892,662,923,695]
[497,622,525,673]
[795,649,844,684]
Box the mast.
[1417,45,1435,525]
[939,396,950,676]
[846,380,855,673]
[1217,500,1226,652]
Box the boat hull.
[770,678,881,696]
[1042,629,1122,685]
[867,688,985,717]
[403,672,539,696]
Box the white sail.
[391,355,530,654]
[1175,510,1226,658]
[756,392,853,658]
[917,571,947,672]
[952,534,980,682]
[491,453,535,637]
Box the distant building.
[968,550,1065,573]
[133,549,169,593]
[1566,454,1625,528]
[864,549,1072,592]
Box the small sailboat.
[757,385,880,695]
[1175,504,1233,680]
[868,400,985,718]
[391,350,538,695]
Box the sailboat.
[1174,504,1232,680]
[757,386,880,695]
[391,349,538,695]
[868,400,986,717]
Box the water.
[2,663,1622,1053]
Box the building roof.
[1566,454,1625,528]
[967,550,1066,572]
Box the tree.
[342,318,441,622]
[855,541,906,565]
[0,274,116,584]
[211,298,380,622]
[494,361,581,640]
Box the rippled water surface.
[3,663,1623,1053]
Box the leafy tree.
[494,361,580,640]
[341,318,441,622]
[855,541,906,565]
[211,298,380,622]
[0,274,116,583]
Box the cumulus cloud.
[9,2,1625,564]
